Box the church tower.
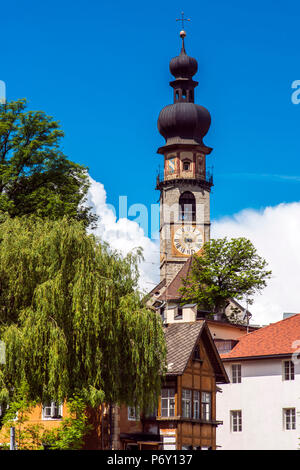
[156,30,213,285]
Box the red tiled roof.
[221,314,300,360]
[158,257,193,301]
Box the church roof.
[158,257,193,301]
[148,278,166,297]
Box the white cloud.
[212,202,300,325]
[87,177,160,293]
[87,176,300,326]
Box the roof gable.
[164,321,229,383]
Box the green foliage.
[0,216,166,412]
[1,393,92,450]
[1,383,43,450]
[180,237,272,314]
[0,99,95,227]
[42,396,92,450]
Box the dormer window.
[175,306,183,320]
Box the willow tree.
[0,215,166,412]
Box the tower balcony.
[155,167,213,191]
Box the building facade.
[216,314,300,450]
[119,321,229,450]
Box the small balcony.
[156,167,213,189]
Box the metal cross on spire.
[176,11,191,30]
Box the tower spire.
[156,25,213,283]
[176,12,190,54]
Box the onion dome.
[157,30,211,146]
[158,102,211,144]
[169,32,198,79]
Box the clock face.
[173,226,203,256]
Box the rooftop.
[164,321,229,383]
[221,313,300,360]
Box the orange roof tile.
[221,314,300,360]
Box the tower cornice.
[157,142,213,155]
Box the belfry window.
[183,160,191,171]
[179,191,196,222]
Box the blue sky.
[1,0,300,222]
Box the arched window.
[183,160,191,171]
[179,191,196,222]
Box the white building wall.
[216,359,300,450]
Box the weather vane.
[176,11,191,30]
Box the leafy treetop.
[0,99,95,227]
[180,237,272,315]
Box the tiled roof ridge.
[240,313,300,338]
[221,313,300,360]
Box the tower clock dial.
[173,226,204,255]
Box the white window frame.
[127,406,140,421]
[182,389,192,418]
[283,360,295,381]
[232,363,242,383]
[42,401,63,420]
[193,391,200,419]
[201,392,211,421]
[283,408,296,430]
[161,388,175,417]
[231,410,242,432]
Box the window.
[174,306,182,320]
[182,389,192,418]
[161,389,175,417]
[128,406,140,421]
[179,191,196,222]
[283,361,294,381]
[232,364,241,383]
[193,391,200,419]
[283,408,296,430]
[231,410,242,432]
[183,161,191,171]
[201,392,211,421]
[194,345,201,360]
[42,402,62,420]
[214,339,237,354]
